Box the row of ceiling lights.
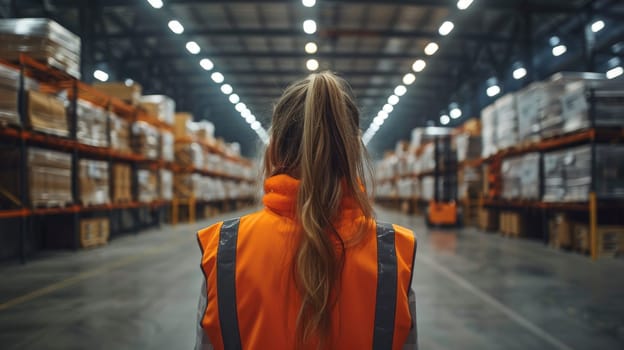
[363,1,624,139]
[362,0,474,144]
[93,0,269,144]
[302,0,320,72]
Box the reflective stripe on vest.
[373,222,397,350]
[215,219,398,350]
[217,218,243,350]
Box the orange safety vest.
[197,175,416,350]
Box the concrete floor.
[0,207,623,350]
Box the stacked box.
[174,112,193,139]
[79,159,109,206]
[175,142,203,169]
[549,214,572,248]
[0,64,38,125]
[109,113,131,153]
[93,82,142,106]
[418,143,436,173]
[499,211,523,236]
[112,163,132,203]
[161,131,174,162]
[28,147,72,207]
[160,169,173,200]
[76,99,108,147]
[137,169,158,203]
[562,79,624,133]
[494,93,519,150]
[195,121,215,145]
[206,153,223,174]
[501,152,540,200]
[140,95,175,125]
[79,217,110,248]
[478,208,498,231]
[517,83,543,143]
[27,90,68,137]
[375,182,396,199]
[132,121,159,159]
[0,18,81,78]
[481,104,497,157]
[458,166,481,200]
[397,178,419,199]
[454,133,481,162]
[543,144,624,202]
[174,173,200,199]
[409,128,436,152]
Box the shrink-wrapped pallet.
[494,93,519,150]
[458,166,481,200]
[0,18,81,78]
[76,99,108,147]
[109,113,131,154]
[454,133,481,162]
[195,121,215,144]
[161,131,174,162]
[79,159,110,206]
[140,95,175,126]
[174,112,193,138]
[481,104,497,157]
[28,147,72,207]
[132,121,159,159]
[562,79,624,133]
[517,83,543,143]
[174,173,199,200]
[543,144,624,202]
[397,178,419,199]
[160,169,173,201]
[137,169,158,203]
[175,142,203,169]
[501,153,540,200]
[0,64,38,126]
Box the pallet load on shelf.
[561,77,624,132]
[137,169,158,203]
[160,169,173,201]
[132,121,159,159]
[409,127,436,153]
[140,95,175,126]
[161,131,174,162]
[174,173,200,200]
[501,152,540,200]
[174,112,193,139]
[75,99,108,148]
[176,142,203,169]
[79,159,110,206]
[454,134,481,163]
[93,81,142,106]
[109,112,131,154]
[195,121,216,146]
[494,93,519,150]
[112,163,132,203]
[27,88,69,137]
[481,104,497,157]
[0,64,37,126]
[0,18,81,78]
[396,178,419,200]
[420,176,436,201]
[499,211,523,237]
[79,217,110,248]
[543,144,624,202]
[28,147,72,207]
[458,166,481,200]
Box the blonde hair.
[264,71,374,348]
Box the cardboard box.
[137,169,158,203]
[28,147,73,207]
[140,95,175,125]
[0,64,22,126]
[478,208,498,231]
[549,214,572,248]
[110,113,131,153]
[79,159,109,206]
[27,90,68,137]
[175,142,203,169]
[132,121,159,159]
[480,104,497,157]
[80,217,110,248]
[175,112,193,138]
[160,169,173,201]
[161,131,174,162]
[112,163,132,203]
[93,82,142,105]
[494,93,519,150]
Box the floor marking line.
[417,255,574,350]
[0,237,189,312]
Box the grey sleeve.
[195,275,214,350]
[403,287,418,350]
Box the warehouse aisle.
[0,207,623,350]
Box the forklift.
[424,127,462,227]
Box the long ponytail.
[265,72,373,348]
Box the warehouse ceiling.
[4,0,624,157]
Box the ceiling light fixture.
[449,103,462,119]
[402,73,416,85]
[486,85,501,97]
[439,21,455,36]
[306,58,319,71]
[211,72,224,83]
[606,66,623,80]
[382,104,393,114]
[513,67,527,80]
[424,42,439,56]
[302,0,316,7]
[377,111,389,120]
[251,121,261,130]
[388,95,399,105]
[303,20,317,34]
[93,69,109,82]
[591,20,605,33]
[185,41,200,54]
[168,20,184,34]
[199,58,214,71]
[394,85,407,96]
[220,84,233,95]
[552,44,567,57]
[440,114,450,125]
[457,0,474,10]
[235,103,246,113]
[229,94,240,104]
[412,59,426,72]
[147,0,163,9]
[305,42,318,54]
